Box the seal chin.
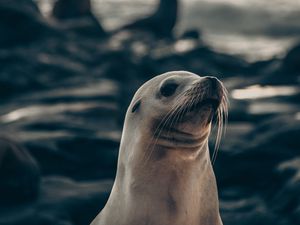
[154,127,209,151]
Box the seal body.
[91,71,227,225]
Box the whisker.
[211,87,228,165]
[142,92,188,165]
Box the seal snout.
[185,76,224,112]
[202,76,223,102]
[205,76,218,88]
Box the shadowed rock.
[119,0,178,38]
[0,176,113,225]
[0,137,40,205]
[0,0,56,48]
[53,0,92,20]
[256,42,300,85]
[180,29,202,41]
[0,1,299,225]
[282,42,300,73]
[52,0,106,37]
[216,114,300,225]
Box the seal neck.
[111,143,221,225]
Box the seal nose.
[204,76,219,89]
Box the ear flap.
[131,100,141,113]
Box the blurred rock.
[0,79,121,180]
[220,196,285,225]
[216,114,300,224]
[272,158,300,222]
[53,0,91,20]
[38,177,112,225]
[256,42,300,85]
[155,46,249,76]
[0,176,113,225]
[180,29,202,41]
[26,136,119,180]
[0,137,40,205]
[0,0,56,48]
[52,0,106,38]
[119,0,178,38]
[282,42,300,73]
[0,0,299,224]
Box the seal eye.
[131,100,141,113]
[160,82,178,97]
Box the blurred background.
[0,0,299,224]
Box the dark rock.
[0,137,40,205]
[155,46,249,77]
[271,158,300,219]
[282,42,300,72]
[0,1,299,225]
[257,42,300,85]
[0,50,86,98]
[26,136,119,180]
[0,0,56,48]
[216,114,300,224]
[119,0,178,38]
[0,176,113,225]
[180,29,202,40]
[38,177,112,225]
[52,0,107,38]
[220,195,285,225]
[53,0,91,20]
[61,18,107,38]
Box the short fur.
[91,71,227,225]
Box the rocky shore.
[0,1,299,225]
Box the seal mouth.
[188,97,221,113]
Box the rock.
[0,137,40,205]
[0,176,113,225]
[0,1,299,225]
[282,42,300,73]
[180,29,202,40]
[220,195,285,225]
[155,45,249,77]
[52,0,106,38]
[119,0,178,38]
[0,0,56,48]
[53,0,91,20]
[256,43,300,85]
[38,177,112,225]
[26,136,119,180]
[272,158,300,218]
[61,18,107,38]
[0,50,86,98]
[215,114,300,224]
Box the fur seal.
[91,71,227,225]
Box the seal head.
[125,71,227,161]
[91,71,227,225]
